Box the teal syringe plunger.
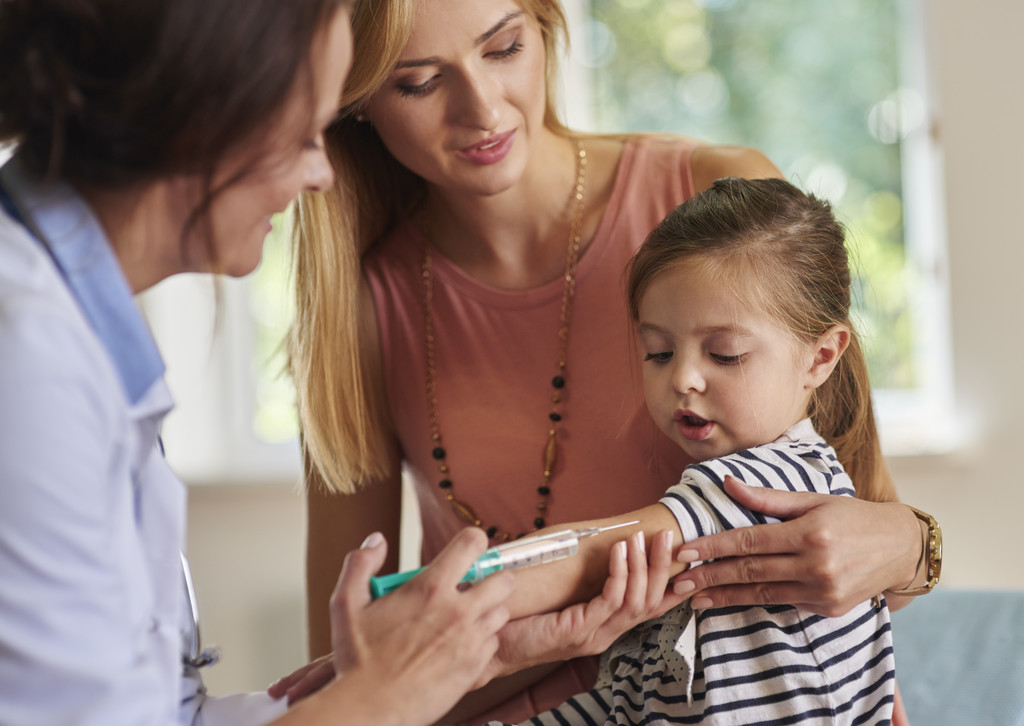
[369,520,639,599]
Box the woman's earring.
[356,112,369,123]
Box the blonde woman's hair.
[289,0,572,494]
[626,178,895,503]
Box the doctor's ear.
[805,325,850,389]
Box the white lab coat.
[0,158,286,726]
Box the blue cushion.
[891,590,1024,725]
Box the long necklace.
[420,139,588,542]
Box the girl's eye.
[644,351,673,364]
[710,352,744,365]
[489,38,523,60]
[397,74,439,98]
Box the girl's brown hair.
[627,177,895,503]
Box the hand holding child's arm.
[436,527,688,724]
[671,476,924,617]
[486,528,687,679]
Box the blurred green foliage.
[248,0,920,442]
[587,0,915,389]
[248,212,298,443]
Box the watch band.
[885,506,942,596]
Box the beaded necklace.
[420,139,588,541]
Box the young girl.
[489,176,897,725]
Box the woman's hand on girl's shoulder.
[690,145,783,192]
[670,476,922,617]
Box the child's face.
[637,261,821,462]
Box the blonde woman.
[290,0,934,722]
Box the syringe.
[369,520,640,599]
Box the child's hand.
[483,528,688,681]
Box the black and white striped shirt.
[491,419,896,726]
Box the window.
[569,0,953,455]
[246,214,298,445]
[141,216,302,484]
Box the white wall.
[889,0,1024,590]
[185,0,1024,697]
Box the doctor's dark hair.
[627,177,894,504]
[0,0,345,188]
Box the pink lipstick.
[458,129,515,165]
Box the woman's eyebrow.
[394,11,524,70]
[477,11,523,44]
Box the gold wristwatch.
[885,506,942,596]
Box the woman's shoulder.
[689,144,782,192]
[603,133,782,193]
[615,132,706,167]
[581,132,705,164]
[592,133,707,217]
[611,133,736,197]
[0,247,122,440]
[0,217,81,338]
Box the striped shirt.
[489,419,895,726]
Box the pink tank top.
[364,135,701,723]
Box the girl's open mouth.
[675,410,714,441]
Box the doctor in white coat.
[0,1,517,724]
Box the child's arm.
[493,443,842,664]
[437,515,688,725]
[500,504,686,620]
[269,508,685,709]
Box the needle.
[574,520,640,539]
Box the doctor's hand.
[331,528,513,724]
[671,476,922,617]
[482,528,687,682]
[269,529,514,711]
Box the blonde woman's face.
[365,0,549,196]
